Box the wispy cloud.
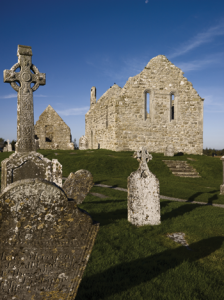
[169,22,224,58]
[57,106,89,116]
[145,0,149,3]
[175,53,224,72]
[0,94,17,99]
[34,94,48,97]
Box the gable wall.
[35,107,72,150]
[85,56,204,154]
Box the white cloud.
[145,0,149,3]
[0,94,17,99]
[168,22,224,58]
[34,94,48,97]
[57,106,89,116]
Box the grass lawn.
[0,149,224,299]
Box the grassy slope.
[0,150,224,299]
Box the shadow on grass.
[161,203,205,221]
[82,209,127,226]
[188,190,220,204]
[76,236,224,299]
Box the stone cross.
[3,45,46,153]
[133,147,152,170]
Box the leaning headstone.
[164,144,174,156]
[79,135,88,150]
[63,169,94,204]
[1,45,62,192]
[0,178,99,299]
[220,156,224,195]
[127,147,161,226]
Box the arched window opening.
[145,92,150,120]
[171,94,174,120]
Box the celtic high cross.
[3,45,46,153]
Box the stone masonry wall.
[85,55,204,154]
[35,105,73,150]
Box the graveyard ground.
[0,149,224,299]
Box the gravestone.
[221,156,224,195]
[1,45,62,192]
[63,170,94,204]
[79,135,88,150]
[1,152,62,192]
[127,147,161,226]
[0,178,99,299]
[164,144,174,156]
[3,140,12,152]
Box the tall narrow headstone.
[220,156,224,195]
[127,147,161,226]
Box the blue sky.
[0,0,223,149]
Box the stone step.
[172,171,200,176]
[163,160,201,178]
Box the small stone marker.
[0,178,99,299]
[221,156,224,195]
[127,147,161,226]
[63,170,94,204]
[79,135,88,150]
[164,144,174,157]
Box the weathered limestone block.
[220,156,224,195]
[127,147,161,226]
[0,178,99,300]
[1,152,62,192]
[79,135,89,150]
[164,144,174,156]
[63,169,94,204]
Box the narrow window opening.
[145,92,150,120]
[147,93,150,114]
[171,94,174,120]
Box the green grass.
[0,149,224,299]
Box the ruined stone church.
[84,55,204,154]
[35,105,74,150]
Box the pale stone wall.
[85,55,204,154]
[35,105,74,150]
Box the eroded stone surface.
[164,144,174,157]
[1,152,62,192]
[85,55,204,154]
[62,170,94,204]
[127,147,161,226]
[0,178,99,300]
[35,105,74,150]
[79,135,89,150]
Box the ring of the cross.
[30,64,40,91]
[10,62,21,92]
